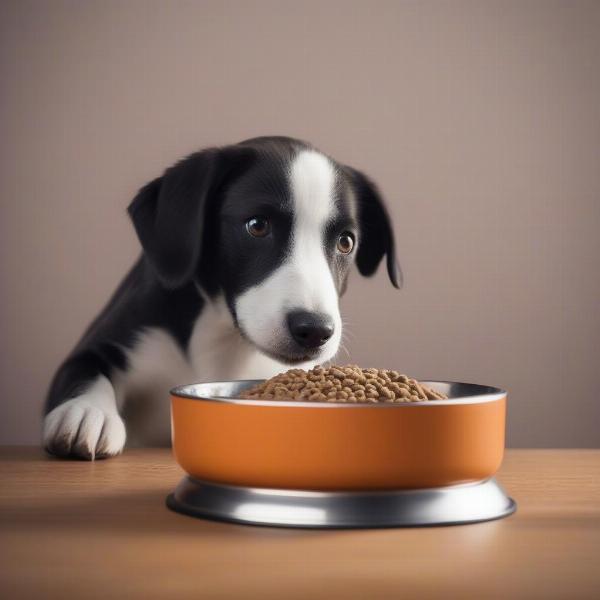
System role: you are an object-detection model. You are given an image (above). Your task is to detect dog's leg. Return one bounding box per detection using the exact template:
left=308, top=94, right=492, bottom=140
left=43, top=363, right=126, bottom=460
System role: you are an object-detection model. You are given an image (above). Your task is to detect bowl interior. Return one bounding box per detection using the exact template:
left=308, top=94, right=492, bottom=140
left=171, top=380, right=505, bottom=406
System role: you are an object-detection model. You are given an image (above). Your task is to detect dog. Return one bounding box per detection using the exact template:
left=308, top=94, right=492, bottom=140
left=43, top=136, right=401, bottom=459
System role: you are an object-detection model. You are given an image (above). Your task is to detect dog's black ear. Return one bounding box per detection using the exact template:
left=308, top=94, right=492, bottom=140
left=345, top=166, right=402, bottom=289
left=128, top=147, right=253, bottom=288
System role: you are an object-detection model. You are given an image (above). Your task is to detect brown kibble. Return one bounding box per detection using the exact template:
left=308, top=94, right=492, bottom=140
left=239, top=365, right=448, bottom=404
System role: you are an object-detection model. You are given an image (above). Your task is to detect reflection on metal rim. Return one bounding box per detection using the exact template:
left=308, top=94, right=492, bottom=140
left=166, top=476, right=516, bottom=528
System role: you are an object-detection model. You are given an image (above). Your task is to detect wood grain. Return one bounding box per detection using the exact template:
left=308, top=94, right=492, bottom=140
left=1, top=448, right=599, bottom=599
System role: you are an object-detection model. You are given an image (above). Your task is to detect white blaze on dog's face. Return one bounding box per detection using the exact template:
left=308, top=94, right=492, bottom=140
left=233, top=150, right=347, bottom=363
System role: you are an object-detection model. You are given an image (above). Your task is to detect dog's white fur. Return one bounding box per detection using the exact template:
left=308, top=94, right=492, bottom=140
left=43, top=149, right=340, bottom=457
left=42, top=374, right=126, bottom=458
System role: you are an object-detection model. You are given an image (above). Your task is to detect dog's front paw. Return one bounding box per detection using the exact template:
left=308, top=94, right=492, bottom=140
left=43, top=398, right=126, bottom=460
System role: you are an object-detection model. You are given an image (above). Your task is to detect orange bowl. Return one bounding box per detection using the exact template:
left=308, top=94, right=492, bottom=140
left=170, top=380, right=506, bottom=491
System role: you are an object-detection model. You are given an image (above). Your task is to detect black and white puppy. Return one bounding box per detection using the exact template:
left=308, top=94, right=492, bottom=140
left=43, top=136, right=400, bottom=459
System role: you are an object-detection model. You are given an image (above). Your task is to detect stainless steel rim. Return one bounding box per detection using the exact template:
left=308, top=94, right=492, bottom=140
left=166, top=477, right=517, bottom=528
left=170, top=380, right=507, bottom=408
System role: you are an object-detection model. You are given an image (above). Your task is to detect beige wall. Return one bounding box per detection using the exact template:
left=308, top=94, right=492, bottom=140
left=1, top=0, right=599, bottom=447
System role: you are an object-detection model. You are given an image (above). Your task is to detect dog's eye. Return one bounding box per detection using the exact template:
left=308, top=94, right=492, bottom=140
left=337, top=232, right=354, bottom=254
left=246, top=216, right=271, bottom=238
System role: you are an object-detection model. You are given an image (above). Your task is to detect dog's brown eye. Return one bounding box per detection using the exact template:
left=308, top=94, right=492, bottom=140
left=337, top=232, right=354, bottom=254
left=246, top=216, right=270, bottom=238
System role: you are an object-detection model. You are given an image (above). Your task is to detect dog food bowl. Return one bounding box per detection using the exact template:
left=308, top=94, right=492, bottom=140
left=166, top=380, right=516, bottom=528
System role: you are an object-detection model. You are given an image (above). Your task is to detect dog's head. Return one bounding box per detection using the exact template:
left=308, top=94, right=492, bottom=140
left=128, top=137, right=401, bottom=364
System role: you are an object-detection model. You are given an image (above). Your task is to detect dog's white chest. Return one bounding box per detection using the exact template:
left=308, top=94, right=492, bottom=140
left=114, top=297, right=294, bottom=445
left=187, top=297, right=287, bottom=382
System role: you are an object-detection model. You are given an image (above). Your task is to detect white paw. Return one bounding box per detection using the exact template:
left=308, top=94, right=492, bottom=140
left=43, top=397, right=126, bottom=460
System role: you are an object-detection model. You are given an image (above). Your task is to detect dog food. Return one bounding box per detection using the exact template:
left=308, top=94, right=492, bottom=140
left=239, top=365, right=448, bottom=403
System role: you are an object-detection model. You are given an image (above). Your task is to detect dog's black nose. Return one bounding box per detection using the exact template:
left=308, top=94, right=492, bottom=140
left=287, top=311, right=334, bottom=349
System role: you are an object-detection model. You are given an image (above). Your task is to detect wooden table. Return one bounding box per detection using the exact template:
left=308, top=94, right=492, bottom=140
left=1, top=448, right=599, bottom=599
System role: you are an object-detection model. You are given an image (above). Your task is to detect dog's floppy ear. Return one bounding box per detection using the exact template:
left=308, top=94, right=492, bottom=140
left=128, top=147, right=253, bottom=288
left=345, top=166, right=402, bottom=289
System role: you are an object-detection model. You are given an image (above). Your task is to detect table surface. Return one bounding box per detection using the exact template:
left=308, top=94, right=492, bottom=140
left=1, top=448, right=599, bottom=599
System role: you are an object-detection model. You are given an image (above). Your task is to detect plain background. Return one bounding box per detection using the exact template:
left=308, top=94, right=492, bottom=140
left=1, top=0, right=599, bottom=447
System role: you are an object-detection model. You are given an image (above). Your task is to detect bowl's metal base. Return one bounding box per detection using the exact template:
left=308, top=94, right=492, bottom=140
left=166, top=476, right=516, bottom=529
